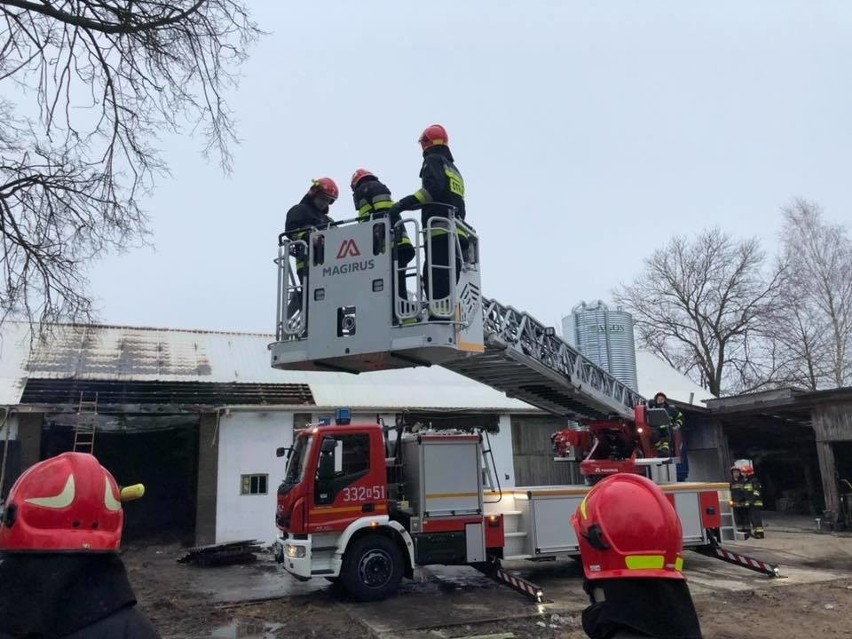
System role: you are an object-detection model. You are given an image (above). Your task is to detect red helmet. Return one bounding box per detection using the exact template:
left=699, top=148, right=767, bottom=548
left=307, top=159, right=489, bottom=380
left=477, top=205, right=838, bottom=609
left=571, top=473, right=685, bottom=581
left=308, top=177, right=339, bottom=202
left=0, top=452, right=142, bottom=552
left=350, top=169, right=375, bottom=191
left=418, top=124, right=449, bottom=151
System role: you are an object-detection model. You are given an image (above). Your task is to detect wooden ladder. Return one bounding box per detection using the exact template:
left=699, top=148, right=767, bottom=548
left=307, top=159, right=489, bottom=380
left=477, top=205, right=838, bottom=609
left=73, top=392, right=98, bottom=454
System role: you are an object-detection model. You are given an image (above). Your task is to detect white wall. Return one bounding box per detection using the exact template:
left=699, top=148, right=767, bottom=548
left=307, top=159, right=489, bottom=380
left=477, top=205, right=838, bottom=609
left=0, top=413, right=18, bottom=440
left=216, top=410, right=294, bottom=544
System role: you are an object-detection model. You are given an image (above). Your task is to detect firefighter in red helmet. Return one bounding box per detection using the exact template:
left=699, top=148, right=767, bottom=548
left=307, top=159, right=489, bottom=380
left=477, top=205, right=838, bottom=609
left=284, top=177, right=338, bottom=321
left=350, top=169, right=415, bottom=305
left=0, top=452, right=158, bottom=638
left=388, top=125, right=467, bottom=315
left=572, top=474, right=702, bottom=639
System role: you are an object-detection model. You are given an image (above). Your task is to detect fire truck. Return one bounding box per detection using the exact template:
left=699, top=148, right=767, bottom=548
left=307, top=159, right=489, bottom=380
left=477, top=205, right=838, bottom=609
left=268, top=214, right=777, bottom=601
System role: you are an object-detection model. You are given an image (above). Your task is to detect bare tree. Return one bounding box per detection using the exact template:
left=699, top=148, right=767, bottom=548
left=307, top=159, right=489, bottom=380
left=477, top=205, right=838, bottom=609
left=1, top=1, right=259, bottom=325
left=614, top=228, right=784, bottom=396
left=771, top=199, right=852, bottom=388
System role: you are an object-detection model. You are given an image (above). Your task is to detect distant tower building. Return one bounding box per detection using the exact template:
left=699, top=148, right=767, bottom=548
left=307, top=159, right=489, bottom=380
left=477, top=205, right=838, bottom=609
left=562, top=300, right=638, bottom=392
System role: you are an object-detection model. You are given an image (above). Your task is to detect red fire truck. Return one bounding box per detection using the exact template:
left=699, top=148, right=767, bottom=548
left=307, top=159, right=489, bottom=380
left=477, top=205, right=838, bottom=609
left=269, top=215, right=777, bottom=601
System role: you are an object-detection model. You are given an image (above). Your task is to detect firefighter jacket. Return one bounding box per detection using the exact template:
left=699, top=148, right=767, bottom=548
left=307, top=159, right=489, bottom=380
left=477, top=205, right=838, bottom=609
left=649, top=401, right=684, bottom=438
left=393, top=146, right=467, bottom=240
left=353, top=177, right=414, bottom=264
left=285, top=195, right=334, bottom=270
left=742, top=476, right=764, bottom=508
left=729, top=477, right=748, bottom=507
left=659, top=402, right=685, bottom=429
left=0, top=553, right=161, bottom=638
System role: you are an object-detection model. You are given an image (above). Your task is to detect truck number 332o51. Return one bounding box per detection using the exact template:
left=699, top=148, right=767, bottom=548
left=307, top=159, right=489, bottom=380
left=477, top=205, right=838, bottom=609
left=341, top=485, right=386, bottom=502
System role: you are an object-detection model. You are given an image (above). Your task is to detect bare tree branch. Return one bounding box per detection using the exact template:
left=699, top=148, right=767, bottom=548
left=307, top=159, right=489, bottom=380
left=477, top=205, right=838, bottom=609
left=767, top=198, right=852, bottom=389
left=0, top=1, right=260, bottom=328
left=614, top=227, right=784, bottom=396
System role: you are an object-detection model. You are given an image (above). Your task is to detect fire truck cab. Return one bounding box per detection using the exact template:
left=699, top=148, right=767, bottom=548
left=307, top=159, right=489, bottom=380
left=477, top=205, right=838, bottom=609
left=273, top=409, right=501, bottom=601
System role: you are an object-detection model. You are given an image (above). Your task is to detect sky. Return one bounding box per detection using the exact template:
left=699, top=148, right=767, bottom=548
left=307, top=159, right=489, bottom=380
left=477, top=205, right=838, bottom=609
left=85, top=1, right=852, bottom=334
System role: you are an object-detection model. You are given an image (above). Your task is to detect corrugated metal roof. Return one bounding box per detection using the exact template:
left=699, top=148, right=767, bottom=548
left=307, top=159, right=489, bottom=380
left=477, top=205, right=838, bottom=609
left=0, top=322, right=709, bottom=411
left=0, top=322, right=537, bottom=411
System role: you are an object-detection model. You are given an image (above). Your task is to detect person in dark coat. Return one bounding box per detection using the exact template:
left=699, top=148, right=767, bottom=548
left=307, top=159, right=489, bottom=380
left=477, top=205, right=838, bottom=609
left=741, top=464, right=765, bottom=539
left=284, top=177, right=338, bottom=319
left=729, top=465, right=749, bottom=535
left=0, top=452, right=158, bottom=638
left=388, top=124, right=468, bottom=314
left=350, top=169, right=415, bottom=304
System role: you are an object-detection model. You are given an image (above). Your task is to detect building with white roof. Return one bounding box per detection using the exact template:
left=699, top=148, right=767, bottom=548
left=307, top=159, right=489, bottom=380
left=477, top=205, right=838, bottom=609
left=0, top=321, right=715, bottom=545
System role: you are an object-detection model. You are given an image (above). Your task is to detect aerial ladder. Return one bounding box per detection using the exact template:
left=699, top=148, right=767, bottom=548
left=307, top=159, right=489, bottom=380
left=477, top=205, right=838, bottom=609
left=273, top=213, right=667, bottom=482
left=269, top=215, right=778, bottom=602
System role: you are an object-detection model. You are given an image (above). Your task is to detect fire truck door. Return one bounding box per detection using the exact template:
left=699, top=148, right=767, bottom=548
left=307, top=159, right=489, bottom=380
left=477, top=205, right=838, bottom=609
left=311, top=433, right=386, bottom=531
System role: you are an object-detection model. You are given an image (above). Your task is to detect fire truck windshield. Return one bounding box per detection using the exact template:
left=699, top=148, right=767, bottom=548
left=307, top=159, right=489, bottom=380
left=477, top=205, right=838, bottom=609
left=283, top=434, right=313, bottom=485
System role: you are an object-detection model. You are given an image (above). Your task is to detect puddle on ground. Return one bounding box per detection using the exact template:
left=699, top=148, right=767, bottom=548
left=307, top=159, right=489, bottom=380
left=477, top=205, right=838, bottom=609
left=210, top=619, right=284, bottom=639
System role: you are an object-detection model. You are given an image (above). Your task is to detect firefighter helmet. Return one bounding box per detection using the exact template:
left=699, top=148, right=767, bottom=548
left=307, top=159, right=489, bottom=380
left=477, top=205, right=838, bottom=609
left=350, top=169, right=375, bottom=191
left=571, top=473, right=685, bottom=581
left=0, top=452, right=141, bottom=553
left=418, top=124, right=449, bottom=150
left=308, top=177, right=339, bottom=202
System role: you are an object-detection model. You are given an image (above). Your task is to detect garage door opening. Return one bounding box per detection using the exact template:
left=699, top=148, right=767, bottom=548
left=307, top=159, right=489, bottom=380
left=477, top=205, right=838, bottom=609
left=724, top=421, right=821, bottom=515
left=42, top=420, right=199, bottom=544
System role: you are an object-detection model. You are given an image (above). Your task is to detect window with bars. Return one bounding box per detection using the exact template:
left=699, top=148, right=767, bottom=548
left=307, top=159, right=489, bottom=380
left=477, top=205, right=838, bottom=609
left=240, top=474, right=268, bottom=495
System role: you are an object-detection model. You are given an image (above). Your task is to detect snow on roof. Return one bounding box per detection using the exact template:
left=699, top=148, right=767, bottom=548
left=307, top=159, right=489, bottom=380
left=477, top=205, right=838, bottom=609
left=0, top=322, right=710, bottom=410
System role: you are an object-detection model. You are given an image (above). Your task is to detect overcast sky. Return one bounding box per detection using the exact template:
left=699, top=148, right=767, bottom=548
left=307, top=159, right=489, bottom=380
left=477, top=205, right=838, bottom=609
left=86, top=1, right=852, bottom=335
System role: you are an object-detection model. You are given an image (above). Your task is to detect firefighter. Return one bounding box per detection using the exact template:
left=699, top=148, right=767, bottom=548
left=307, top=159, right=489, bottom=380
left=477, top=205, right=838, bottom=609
left=648, top=391, right=684, bottom=457
left=350, top=169, right=415, bottom=303
left=0, top=452, right=159, bottom=638
left=284, top=177, right=338, bottom=318
left=571, top=473, right=703, bottom=639
left=740, top=464, right=765, bottom=539
left=729, top=465, right=750, bottom=537
left=387, top=124, right=467, bottom=313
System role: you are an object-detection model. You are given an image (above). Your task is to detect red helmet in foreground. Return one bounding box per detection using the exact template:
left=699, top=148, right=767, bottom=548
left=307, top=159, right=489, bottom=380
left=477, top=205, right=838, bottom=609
left=308, top=177, right=339, bottom=202
left=350, top=169, right=375, bottom=191
left=418, top=124, right=449, bottom=151
left=0, top=452, right=143, bottom=553
left=571, top=473, right=685, bottom=581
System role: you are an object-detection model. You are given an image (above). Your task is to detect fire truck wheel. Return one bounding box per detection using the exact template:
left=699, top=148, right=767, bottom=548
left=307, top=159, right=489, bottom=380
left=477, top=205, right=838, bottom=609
left=340, top=535, right=404, bottom=601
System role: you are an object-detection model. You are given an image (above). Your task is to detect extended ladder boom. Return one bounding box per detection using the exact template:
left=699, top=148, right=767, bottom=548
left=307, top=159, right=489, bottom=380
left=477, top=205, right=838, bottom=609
left=444, top=298, right=639, bottom=420
left=270, top=217, right=642, bottom=422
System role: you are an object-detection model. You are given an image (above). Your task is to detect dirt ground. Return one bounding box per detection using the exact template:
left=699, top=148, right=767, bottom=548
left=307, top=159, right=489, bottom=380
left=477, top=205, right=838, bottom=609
left=126, top=523, right=852, bottom=639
